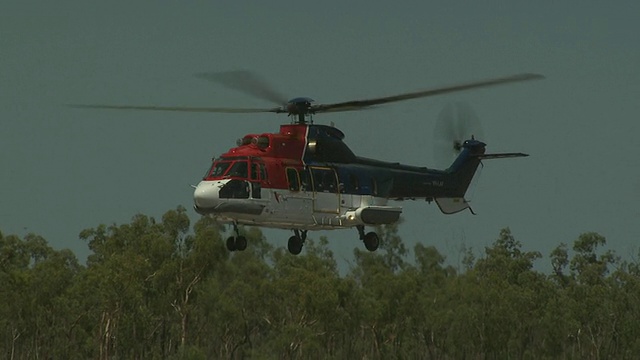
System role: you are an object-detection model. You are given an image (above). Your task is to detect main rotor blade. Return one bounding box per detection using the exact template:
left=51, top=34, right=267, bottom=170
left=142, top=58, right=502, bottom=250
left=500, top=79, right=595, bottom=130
left=195, top=70, right=289, bottom=106
left=68, top=104, right=281, bottom=113
left=312, top=73, right=544, bottom=113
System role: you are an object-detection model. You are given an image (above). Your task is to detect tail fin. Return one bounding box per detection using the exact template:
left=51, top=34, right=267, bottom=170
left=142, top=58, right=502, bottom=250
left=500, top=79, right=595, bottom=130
left=435, top=139, right=527, bottom=214
left=445, top=139, right=486, bottom=197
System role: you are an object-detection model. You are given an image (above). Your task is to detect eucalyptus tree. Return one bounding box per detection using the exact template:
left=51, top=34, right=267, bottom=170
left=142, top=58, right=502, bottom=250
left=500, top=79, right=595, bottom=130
left=0, top=232, right=82, bottom=359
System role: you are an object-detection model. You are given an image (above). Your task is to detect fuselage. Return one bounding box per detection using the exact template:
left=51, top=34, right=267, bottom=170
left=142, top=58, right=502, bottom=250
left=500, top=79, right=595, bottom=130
left=193, top=123, right=484, bottom=230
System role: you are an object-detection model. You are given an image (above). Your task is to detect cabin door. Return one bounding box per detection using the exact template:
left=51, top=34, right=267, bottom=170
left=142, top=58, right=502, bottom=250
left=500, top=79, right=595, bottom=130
left=309, top=167, right=340, bottom=213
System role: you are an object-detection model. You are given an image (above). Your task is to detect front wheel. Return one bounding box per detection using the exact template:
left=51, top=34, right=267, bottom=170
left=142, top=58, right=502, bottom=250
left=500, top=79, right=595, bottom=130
left=363, top=232, right=380, bottom=252
left=226, top=236, right=237, bottom=252
left=235, top=236, right=247, bottom=251
left=287, top=236, right=303, bottom=255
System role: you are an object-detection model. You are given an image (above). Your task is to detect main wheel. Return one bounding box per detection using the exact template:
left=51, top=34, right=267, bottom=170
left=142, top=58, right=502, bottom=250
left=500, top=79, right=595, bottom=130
left=226, top=236, right=237, bottom=252
left=287, top=236, right=303, bottom=255
left=363, top=232, right=380, bottom=252
left=235, top=236, right=247, bottom=251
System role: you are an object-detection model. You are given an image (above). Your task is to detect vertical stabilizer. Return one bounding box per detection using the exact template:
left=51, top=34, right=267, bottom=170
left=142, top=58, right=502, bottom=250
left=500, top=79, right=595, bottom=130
left=434, top=139, right=486, bottom=214
left=446, top=139, right=485, bottom=197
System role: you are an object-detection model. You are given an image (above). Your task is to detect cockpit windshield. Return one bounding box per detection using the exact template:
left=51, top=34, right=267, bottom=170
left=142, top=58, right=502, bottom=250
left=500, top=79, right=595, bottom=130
left=227, top=161, right=248, bottom=178
left=209, top=162, right=231, bottom=177
left=205, top=159, right=249, bottom=180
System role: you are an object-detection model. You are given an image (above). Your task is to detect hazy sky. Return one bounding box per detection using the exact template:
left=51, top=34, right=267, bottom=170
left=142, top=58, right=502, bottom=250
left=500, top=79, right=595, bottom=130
left=2, top=1, right=639, bottom=270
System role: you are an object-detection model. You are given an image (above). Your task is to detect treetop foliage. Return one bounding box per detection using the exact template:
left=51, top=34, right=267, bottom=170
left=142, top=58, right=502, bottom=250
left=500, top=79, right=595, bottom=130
left=2, top=208, right=639, bottom=359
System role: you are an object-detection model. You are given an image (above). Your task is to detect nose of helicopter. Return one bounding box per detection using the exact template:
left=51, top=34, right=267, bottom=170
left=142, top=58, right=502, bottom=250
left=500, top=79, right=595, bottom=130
left=193, top=181, right=220, bottom=209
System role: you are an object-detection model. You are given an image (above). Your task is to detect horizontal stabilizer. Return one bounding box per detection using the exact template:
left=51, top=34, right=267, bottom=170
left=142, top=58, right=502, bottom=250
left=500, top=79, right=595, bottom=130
left=477, top=152, right=529, bottom=160
left=435, top=197, right=475, bottom=215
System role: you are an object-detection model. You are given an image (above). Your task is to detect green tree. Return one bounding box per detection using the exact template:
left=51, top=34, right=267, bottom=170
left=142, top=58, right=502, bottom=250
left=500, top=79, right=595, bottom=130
left=256, top=237, right=344, bottom=358
left=5, top=210, right=640, bottom=358
left=77, top=206, right=227, bottom=358
left=0, top=232, right=83, bottom=359
left=564, top=233, right=623, bottom=358
left=191, top=226, right=272, bottom=358
left=461, top=228, right=550, bottom=358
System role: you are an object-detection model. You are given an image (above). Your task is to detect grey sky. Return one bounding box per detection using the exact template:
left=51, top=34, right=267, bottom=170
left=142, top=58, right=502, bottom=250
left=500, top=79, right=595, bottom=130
left=2, top=1, right=639, bottom=269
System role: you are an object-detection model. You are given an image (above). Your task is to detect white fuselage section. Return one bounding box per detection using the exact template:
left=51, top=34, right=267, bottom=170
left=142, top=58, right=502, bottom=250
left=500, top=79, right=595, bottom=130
left=193, top=179, right=400, bottom=230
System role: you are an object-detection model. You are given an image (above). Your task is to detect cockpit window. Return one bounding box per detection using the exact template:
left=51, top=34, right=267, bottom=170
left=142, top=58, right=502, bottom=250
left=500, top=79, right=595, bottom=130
left=206, top=159, right=251, bottom=179
left=227, top=161, right=248, bottom=178
left=260, top=163, right=267, bottom=181
left=209, top=162, right=231, bottom=177
left=251, top=163, right=259, bottom=180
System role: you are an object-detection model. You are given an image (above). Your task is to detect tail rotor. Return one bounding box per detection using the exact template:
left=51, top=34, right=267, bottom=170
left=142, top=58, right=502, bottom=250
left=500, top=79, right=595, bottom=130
left=433, top=102, right=485, bottom=168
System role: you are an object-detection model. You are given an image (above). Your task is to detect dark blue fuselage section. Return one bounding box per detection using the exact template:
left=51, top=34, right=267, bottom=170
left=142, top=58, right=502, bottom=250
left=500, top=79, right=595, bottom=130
left=301, top=125, right=484, bottom=200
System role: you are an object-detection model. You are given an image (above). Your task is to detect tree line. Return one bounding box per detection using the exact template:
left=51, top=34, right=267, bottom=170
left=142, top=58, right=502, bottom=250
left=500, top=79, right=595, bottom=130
left=1, top=206, right=639, bottom=359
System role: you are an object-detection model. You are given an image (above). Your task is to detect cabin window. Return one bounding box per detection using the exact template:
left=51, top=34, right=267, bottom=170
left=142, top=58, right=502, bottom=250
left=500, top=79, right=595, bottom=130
left=300, top=169, right=311, bottom=191
left=349, top=174, right=359, bottom=192
left=371, top=177, right=378, bottom=196
left=286, top=168, right=300, bottom=191
left=311, top=168, right=338, bottom=193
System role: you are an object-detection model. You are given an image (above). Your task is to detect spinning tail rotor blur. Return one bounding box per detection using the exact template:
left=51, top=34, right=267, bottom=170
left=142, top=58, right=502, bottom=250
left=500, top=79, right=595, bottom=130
left=433, top=102, right=485, bottom=168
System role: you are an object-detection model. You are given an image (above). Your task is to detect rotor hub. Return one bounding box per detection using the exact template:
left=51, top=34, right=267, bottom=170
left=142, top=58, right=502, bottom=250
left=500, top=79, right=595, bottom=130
left=286, top=97, right=315, bottom=124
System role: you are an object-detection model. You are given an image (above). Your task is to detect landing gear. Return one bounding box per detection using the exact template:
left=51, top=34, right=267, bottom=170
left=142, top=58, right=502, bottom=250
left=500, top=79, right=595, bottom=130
left=226, top=235, right=247, bottom=251
left=287, top=229, right=307, bottom=255
left=363, top=232, right=380, bottom=252
left=226, top=236, right=237, bottom=251
left=226, top=223, right=247, bottom=252
left=287, top=236, right=303, bottom=255
left=357, top=225, right=380, bottom=252
left=235, top=236, right=247, bottom=251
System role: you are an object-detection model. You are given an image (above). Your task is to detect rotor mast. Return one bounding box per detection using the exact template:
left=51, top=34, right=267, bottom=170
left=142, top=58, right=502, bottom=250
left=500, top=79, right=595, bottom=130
left=286, top=97, right=314, bottom=124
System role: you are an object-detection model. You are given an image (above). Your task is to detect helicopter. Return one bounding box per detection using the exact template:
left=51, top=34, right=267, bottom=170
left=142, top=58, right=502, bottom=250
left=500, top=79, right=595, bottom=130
left=71, top=71, right=543, bottom=254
